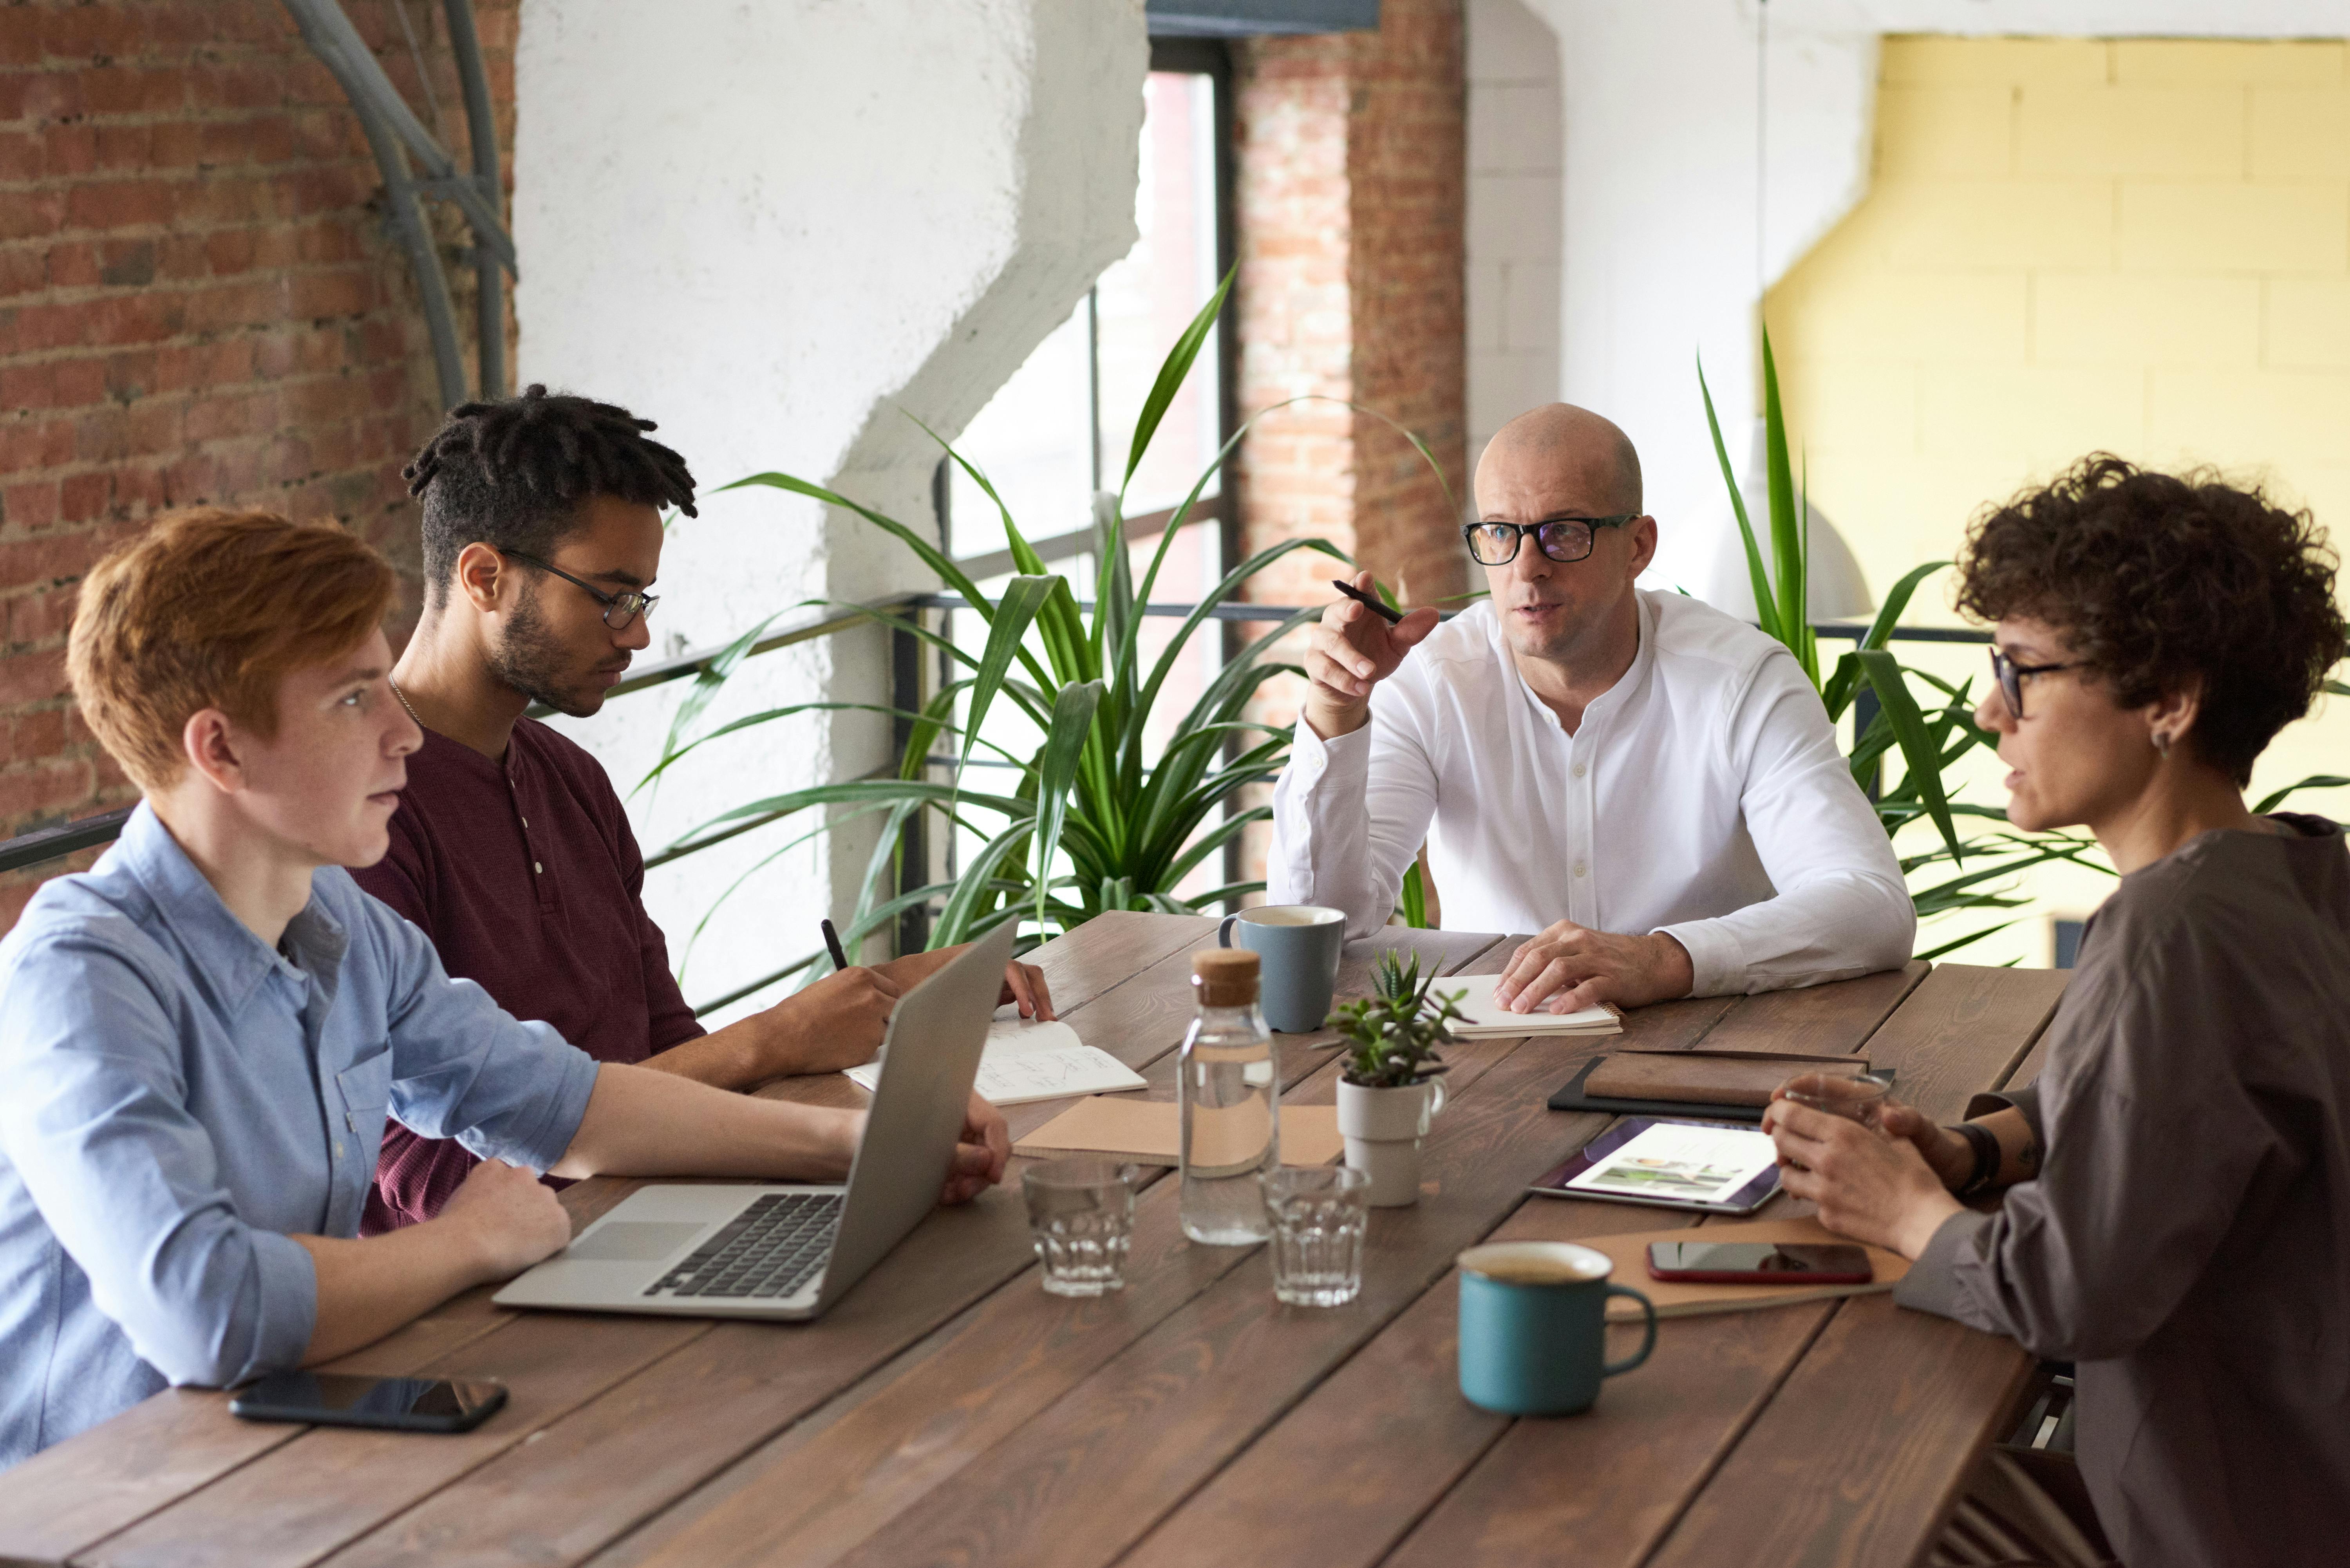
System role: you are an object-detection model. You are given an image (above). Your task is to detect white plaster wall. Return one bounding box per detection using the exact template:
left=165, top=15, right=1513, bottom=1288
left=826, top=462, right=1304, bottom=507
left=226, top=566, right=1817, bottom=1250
left=1465, top=0, right=1562, bottom=481
left=1502, top=0, right=2350, bottom=599
left=514, top=0, right=1146, bottom=1020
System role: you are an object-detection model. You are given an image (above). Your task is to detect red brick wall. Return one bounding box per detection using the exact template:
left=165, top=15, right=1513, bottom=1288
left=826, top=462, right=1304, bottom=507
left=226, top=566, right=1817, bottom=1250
left=1233, top=0, right=1468, bottom=622
left=1230, top=0, right=1467, bottom=898
left=0, top=0, right=514, bottom=930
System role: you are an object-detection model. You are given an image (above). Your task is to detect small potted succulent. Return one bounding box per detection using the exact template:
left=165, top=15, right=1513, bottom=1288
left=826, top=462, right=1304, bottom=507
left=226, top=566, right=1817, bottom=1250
left=1327, top=952, right=1466, bottom=1207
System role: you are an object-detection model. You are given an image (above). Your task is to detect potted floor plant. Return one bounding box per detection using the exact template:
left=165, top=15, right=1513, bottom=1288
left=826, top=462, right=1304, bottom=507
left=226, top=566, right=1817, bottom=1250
left=1328, top=953, right=1466, bottom=1207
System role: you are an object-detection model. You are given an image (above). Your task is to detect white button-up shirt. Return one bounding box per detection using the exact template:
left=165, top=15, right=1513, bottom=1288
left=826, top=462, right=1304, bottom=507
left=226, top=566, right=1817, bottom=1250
left=1268, top=590, right=1914, bottom=995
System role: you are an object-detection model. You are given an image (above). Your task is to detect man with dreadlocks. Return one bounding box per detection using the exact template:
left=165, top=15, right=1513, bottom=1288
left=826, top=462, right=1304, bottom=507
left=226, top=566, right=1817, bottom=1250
left=359, top=386, right=1049, bottom=1232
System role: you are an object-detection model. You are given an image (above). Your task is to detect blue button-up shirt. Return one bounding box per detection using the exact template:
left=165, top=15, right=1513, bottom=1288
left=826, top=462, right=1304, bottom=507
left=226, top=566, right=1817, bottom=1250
left=0, top=804, right=600, bottom=1465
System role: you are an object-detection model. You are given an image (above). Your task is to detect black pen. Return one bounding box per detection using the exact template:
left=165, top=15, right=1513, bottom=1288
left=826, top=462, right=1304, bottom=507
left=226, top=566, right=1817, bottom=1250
left=1329, top=578, right=1405, bottom=624
left=821, top=918, right=850, bottom=972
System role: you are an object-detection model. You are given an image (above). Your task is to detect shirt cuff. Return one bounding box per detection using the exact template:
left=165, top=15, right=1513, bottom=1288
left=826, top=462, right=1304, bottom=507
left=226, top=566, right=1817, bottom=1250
left=1652, top=919, right=1737, bottom=997
left=239, top=1228, right=319, bottom=1386
left=501, top=1047, right=602, bottom=1174
left=1892, top=1207, right=1995, bottom=1321
left=1285, top=713, right=1369, bottom=788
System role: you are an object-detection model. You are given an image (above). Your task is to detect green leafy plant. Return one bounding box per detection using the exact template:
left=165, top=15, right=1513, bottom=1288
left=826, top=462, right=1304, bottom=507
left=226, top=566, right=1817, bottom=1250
left=1325, top=952, right=1465, bottom=1089
left=1700, top=331, right=2109, bottom=959
left=1700, top=331, right=2350, bottom=959
left=640, top=270, right=1455, bottom=985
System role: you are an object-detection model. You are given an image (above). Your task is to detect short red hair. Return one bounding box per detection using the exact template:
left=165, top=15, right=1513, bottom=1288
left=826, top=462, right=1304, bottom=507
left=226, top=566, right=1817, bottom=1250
left=67, top=508, right=398, bottom=793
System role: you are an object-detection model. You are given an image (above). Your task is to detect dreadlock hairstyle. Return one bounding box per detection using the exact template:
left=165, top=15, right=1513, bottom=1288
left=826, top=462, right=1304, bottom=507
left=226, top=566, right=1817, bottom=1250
left=403, top=384, right=699, bottom=604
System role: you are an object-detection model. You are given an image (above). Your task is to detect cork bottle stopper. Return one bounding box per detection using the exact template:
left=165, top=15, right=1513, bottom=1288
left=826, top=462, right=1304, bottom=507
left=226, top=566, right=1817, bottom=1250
left=1192, top=948, right=1259, bottom=1006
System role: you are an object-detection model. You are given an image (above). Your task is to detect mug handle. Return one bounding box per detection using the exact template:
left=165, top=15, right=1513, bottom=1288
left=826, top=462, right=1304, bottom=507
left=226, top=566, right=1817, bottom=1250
left=1602, top=1285, right=1658, bottom=1377
left=1416, top=1075, right=1447, bottom=1136
left=1218, top=916, right=1238, bottom=948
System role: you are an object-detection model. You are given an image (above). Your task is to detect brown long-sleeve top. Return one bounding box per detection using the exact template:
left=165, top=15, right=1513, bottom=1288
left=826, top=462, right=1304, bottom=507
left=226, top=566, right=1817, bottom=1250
left=1896, top=814, right=2350, bottom=1568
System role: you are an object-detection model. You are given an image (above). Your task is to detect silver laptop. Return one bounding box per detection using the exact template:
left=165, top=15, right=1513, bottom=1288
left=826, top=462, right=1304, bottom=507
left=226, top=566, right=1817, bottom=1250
left=493, top=920, right=1013, bottom=1321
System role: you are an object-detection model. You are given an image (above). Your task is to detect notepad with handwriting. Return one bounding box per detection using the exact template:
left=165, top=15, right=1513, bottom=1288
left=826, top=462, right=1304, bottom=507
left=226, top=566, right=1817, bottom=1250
left=843, top=1019, right=1147, bottom=1107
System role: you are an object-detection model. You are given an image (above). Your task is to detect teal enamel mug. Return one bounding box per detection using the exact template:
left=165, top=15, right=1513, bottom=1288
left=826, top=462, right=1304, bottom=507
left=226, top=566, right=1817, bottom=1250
left=1456, top=1241, right=1658, bottom=1416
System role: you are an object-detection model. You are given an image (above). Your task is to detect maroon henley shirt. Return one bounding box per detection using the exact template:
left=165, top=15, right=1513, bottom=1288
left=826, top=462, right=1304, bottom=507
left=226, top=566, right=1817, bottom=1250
left=354, top=716, right=704, bottom=1232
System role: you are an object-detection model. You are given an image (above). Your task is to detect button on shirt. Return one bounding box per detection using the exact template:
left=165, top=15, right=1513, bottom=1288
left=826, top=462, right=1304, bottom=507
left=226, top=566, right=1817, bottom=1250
left=0, top=805, right=601, bottom=1465
left=1269, top=591, right=1913, bottom=994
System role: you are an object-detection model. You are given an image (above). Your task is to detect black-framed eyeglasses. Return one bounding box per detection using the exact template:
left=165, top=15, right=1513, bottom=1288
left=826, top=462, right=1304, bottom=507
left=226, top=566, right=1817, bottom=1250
left=1461, top=515, right=1637, bottom=566
left=1990, top=646, right=2086, bottom=721
left=501, top=550, right=658, bottom=630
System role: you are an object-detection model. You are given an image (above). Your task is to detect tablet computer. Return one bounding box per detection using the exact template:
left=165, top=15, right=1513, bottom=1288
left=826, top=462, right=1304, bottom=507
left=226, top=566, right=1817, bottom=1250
left=1527, top=1116, right=1783, bottom=1215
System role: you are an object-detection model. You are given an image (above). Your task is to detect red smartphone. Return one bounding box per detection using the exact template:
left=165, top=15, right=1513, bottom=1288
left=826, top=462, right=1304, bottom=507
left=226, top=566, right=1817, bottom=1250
left=1646, top=1241, right=1873, bottom=1285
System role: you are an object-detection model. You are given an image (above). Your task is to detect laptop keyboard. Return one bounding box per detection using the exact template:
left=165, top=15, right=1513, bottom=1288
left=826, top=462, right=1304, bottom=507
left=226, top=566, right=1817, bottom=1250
left=644, top=1192, right=842, bottom=1301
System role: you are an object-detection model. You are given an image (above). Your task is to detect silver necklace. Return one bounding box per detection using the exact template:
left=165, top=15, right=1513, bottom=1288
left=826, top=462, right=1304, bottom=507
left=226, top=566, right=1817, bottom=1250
left=388, top=678, right=424, bottom=728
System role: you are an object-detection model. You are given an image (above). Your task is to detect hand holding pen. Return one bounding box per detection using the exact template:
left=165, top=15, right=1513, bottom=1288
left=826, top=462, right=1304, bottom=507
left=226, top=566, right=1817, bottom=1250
left=1301, top=570, right=1441, bottom=738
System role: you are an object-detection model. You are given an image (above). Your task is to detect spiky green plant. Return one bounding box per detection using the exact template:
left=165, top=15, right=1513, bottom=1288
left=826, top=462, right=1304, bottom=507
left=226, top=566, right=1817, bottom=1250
left=638, top=270, right=1455, bottom=987
left=1326, top=952, right=1464, bottom=1089
left=1699, top=329, right=2348, bottom=958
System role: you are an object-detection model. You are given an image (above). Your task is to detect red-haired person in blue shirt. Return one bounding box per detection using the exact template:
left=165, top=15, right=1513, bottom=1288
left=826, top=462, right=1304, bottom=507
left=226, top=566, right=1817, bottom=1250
left=0, top=508, right=1007, bottom=1464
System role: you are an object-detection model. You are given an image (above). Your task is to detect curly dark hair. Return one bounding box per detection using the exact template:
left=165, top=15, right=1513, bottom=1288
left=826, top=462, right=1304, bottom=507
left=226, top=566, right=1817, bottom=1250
left=404, top=384, right=698, bottom=604
left=1955, top=454, right=2346, bottom=785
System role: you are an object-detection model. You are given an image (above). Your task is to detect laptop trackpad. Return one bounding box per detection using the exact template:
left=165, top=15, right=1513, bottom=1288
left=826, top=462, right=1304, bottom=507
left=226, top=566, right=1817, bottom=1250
left=565, top=1222, right=705, bottom=1263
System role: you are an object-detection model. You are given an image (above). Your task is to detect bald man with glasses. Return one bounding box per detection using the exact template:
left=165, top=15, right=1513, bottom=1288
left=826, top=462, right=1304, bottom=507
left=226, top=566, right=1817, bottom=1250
left=1267, top=403, right=1913, bottom=1013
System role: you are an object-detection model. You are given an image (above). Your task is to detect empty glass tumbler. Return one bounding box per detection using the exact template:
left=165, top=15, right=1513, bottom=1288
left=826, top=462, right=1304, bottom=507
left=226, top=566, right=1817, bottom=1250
left=1261, top=1165, right=1370, bottom=1307
left=1023, top=1158, right=1140, bottom=1297
left=1775, top=1071, right=1893, bottom=1129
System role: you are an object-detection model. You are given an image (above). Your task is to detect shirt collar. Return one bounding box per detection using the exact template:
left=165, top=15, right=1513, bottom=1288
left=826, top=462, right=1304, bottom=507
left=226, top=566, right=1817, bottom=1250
left=114, top=802, right=350, bottom=1015
left=1493, top=590, right=1657, bottom=732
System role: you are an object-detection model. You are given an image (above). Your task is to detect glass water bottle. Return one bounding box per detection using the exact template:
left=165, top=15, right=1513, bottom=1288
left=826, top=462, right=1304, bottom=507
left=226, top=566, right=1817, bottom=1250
left=1179, top=948, right=1281, bottom=1245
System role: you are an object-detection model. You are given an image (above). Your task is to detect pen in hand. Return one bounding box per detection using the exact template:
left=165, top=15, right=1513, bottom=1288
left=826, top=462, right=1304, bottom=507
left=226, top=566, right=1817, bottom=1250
left=821, top=918, right=850, bottom=973
left=1329, top=578, right=1405, bottom=625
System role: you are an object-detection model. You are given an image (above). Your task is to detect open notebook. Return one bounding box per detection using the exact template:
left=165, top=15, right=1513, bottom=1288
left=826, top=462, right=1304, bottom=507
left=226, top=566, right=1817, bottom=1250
left=846, top=1018, right=1146, bottom=1106
left=1444, top=979, right=1622, bottom=1038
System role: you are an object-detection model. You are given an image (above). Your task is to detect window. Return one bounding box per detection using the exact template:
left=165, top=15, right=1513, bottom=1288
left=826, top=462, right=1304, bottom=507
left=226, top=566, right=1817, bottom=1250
left=931, top=47, right=1240, bottom=911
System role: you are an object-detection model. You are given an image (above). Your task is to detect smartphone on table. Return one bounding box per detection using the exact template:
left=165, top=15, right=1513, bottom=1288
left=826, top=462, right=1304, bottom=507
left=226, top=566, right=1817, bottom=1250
left=1645, top=1241, right=1873, bottom=1285
left=229, top=1371, right=508, bottom=1433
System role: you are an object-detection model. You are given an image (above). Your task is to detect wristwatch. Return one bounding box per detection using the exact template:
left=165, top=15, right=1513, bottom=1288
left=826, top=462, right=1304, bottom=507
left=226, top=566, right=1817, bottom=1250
left=1949, top=1120, right=2001, bottom=1199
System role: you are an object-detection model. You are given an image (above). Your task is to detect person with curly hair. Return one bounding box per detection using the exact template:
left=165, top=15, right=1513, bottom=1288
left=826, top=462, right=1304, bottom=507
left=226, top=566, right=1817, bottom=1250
left=1763, top=456, right=2350, bottom=1568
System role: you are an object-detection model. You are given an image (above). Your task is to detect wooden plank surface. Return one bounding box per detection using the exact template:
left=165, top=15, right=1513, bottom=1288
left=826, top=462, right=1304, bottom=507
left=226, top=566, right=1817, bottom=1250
left=0, top=924, right=2068, bottom=1568
left=3, top=914, right=1217, bottom=1568
left=1858, top=964, right=2068, bottom=1122
left=1106, top=972, right=1909, bottom=1568
left=780, top=980, right=1801, bottom=1568
left=352, top=931, right=1504, bottom=1568
left=1688, top=961, right=1928, bottom=1057
left=1643, top=1293, right=2037, bottom=1568
left=582, top=936, right=1523, bottom=1568
left=199, top=927, right=1499, bottom=1568
left=86, top=1316, right=711, bottom=1568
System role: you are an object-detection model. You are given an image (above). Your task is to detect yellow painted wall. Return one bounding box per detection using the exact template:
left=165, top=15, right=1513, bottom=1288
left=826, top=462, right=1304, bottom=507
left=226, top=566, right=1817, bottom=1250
left=1767, top=35, right=2350, bottom=965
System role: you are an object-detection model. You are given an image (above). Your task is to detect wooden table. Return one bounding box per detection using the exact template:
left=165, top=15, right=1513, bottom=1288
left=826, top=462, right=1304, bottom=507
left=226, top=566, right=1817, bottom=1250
left=0, top=913, right=2070, bottom=1568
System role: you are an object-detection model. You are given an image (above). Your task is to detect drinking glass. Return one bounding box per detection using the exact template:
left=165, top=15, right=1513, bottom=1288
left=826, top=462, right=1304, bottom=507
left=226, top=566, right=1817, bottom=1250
left=1261, top=1165, right=1370, bottom=1307
left=1023, top=1158, right=1139, bottom=1297
left=1774, top=1071, right=1893, bottom=1129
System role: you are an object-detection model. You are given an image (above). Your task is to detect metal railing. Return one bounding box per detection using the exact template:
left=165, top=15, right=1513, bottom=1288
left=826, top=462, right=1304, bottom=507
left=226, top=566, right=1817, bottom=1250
left=0, top=596, right=1991, bottom=1008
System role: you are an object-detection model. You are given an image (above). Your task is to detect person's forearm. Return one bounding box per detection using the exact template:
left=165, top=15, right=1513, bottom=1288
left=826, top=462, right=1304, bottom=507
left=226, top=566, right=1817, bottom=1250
left=1974, top=1106, right=2040, bottom=1187
left=637, top=1018, right=780, bottom=1092
left=549, top=1062, right=860, bottom=1181
left=875, top=947, right=955, bottom=992
left=294, top=1223, right=499, bottom=1365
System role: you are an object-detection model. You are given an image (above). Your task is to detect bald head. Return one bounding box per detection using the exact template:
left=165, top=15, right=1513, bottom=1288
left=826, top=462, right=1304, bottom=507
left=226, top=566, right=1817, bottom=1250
left=1476, top=404, right=1643, bottom=517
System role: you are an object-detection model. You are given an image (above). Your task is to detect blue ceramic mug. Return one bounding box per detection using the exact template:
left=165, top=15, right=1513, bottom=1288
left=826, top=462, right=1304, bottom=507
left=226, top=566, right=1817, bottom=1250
left=1456, top=1240, right=1658, bottom=1416
left=1217, top=905, right=1345, bottom=1032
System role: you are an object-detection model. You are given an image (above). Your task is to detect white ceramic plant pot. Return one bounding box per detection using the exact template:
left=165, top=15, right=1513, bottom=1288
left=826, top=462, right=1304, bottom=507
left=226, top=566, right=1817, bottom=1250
left=1335, top=1077, right=1447, bottom=1207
